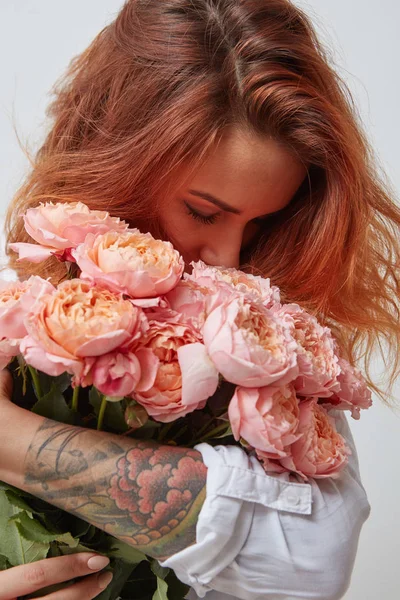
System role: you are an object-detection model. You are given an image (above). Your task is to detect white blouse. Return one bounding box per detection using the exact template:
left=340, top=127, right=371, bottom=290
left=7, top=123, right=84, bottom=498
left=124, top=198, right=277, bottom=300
left=159, top=409, right=371, bottom=600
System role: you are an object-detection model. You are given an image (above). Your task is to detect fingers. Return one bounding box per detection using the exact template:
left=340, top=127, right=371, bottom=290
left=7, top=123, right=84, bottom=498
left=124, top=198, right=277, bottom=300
left=0, top=368, right=13, bottom=399
left=39, top=571, right=114, bottom=600
left=0, top=553, right=111, bottom=600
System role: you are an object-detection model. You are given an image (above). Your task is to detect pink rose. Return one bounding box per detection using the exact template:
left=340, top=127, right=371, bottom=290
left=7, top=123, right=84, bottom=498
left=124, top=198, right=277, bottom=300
left=80, top=348, right=158, bottom=399
left=257, top=398, right=351, bottom=481
left=203, top=292, right=299, bottom=388
left=20, top=279, right=146, bottom=378
left=165, top=279, right=212, bottom=330
left=133, top=312, right=219, bottom=422
left=228, top=385, right=302, bottom=458
left=188, top=260, right=280, bottom=308
left=9, top=201, right=128, bottom=263
left=0, top=338, right=20, bottom=369
left=319, top=357, right=373, bottom=419
left=0, top=276, right=54, bottom=339
left=275, top=304, right=341, bottom=398
left=73, top=229, right=184, bottom=299
left=0, top=277, right=55, bottom=366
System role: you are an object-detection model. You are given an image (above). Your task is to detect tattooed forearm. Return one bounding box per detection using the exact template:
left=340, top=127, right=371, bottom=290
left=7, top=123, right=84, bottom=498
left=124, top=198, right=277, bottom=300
left=23, top=419, right=207, bottom=560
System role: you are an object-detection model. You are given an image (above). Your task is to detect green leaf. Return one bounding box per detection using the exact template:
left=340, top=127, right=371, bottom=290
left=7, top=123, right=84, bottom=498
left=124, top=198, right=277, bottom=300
left=65, top=516, right=93, bottom=539
left=212, top=424, right=233, bottom=439
left=150, top=558, right=170, bottom=580
left=152, top=576, right=169, bottom=600
left=165, top=570, right=191, bottom=600
left=109, top=538, right=148, bottom=565
left=0, top=490, right=50, bottom=566
left=32, top=386, right=76, bottom=424
left=38, top=370, right=71, bottom=396
left=5, top=490, right=38, bottom=514
left=89, top=387, right=129, bottom=432
left=122, top=560, right=157, bottom=598
left=0, top=553, right=12, bottom=570
left=57, top=542, right=100, bottom=556
left=95, top=559, right=137, bottom=600
left=10, top=511, right=79, bottom=548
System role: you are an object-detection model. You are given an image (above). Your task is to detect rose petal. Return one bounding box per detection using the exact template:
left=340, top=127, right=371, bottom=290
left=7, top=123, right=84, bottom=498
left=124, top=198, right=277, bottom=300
left=178, top=342, right=219, bottom=406
left=8, top=243, right=55, bottom=263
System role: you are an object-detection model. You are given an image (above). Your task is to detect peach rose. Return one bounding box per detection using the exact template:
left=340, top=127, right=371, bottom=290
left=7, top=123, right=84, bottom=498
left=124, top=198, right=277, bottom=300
left=9, top=201, right=128, bottom=263
left=275, top=304, right=341, bottom=398
left=20, top=279, right=146, bottom=378
left=203, top=292, right=299, bottom=388
left=257, top=398, right=351, bottom=481
left=73, top=229, right=184, bottom=299
left=228, top=385, right=302, bottom=458
left=0, top=276, right=54, bottom=339
left=319, top=357, right=373, bottom=419
left=188, top=260, right=281, bottom=308
left=133, top=312, right=219, bottom=422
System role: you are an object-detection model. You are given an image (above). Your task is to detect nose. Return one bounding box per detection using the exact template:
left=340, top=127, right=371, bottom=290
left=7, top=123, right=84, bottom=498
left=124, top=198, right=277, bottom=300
left=199, top=234, right=242, bottom=269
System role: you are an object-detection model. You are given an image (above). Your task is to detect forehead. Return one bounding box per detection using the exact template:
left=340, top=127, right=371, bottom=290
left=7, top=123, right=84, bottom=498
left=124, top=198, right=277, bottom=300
left=181, top=127, right=308, bottom=215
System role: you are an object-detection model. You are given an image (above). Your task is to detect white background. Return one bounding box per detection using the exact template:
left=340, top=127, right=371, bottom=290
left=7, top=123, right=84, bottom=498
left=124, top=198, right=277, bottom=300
left=0, top=2, right=399, bottom=599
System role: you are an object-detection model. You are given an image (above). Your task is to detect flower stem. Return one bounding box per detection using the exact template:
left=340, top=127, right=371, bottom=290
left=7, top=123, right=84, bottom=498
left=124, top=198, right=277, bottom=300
left=191, top=419, right=213, bottom=442
left=157, top=421, right=175, bottom=443
left=28, top=366, right=42, bottom=400
left=71, top=386, right=80, bottom=412
left=97, top=396, right=107, bottom=431
left=171, top=424, right=188, bottom=442
left=192, top=422, right=230, bottom=445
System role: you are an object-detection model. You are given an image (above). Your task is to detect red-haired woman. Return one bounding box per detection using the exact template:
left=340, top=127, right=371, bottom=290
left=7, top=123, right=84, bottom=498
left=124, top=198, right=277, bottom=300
left=1, top=1, right=399, bottom=598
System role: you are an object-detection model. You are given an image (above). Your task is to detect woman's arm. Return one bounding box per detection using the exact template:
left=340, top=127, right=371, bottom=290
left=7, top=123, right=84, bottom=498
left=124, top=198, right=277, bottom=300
left=0, top=371, right=207, bottom=563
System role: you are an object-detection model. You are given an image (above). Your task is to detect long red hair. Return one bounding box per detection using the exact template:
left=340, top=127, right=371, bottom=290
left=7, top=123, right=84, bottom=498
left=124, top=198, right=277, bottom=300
left=4, top=0, right=400, bottom=404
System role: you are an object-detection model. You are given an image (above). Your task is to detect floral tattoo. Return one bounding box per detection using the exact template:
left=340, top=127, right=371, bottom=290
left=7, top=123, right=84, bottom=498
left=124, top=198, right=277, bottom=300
left=23, top=419, right=207, bottom=560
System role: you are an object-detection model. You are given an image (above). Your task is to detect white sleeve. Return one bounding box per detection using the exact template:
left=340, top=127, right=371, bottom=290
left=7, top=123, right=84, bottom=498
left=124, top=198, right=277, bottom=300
left=159, top=409, right=371, bottom=600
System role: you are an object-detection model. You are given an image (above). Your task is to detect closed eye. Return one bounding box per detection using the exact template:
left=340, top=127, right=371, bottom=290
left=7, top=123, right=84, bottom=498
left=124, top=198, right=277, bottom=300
left=184, top=202, right=220, bottom=225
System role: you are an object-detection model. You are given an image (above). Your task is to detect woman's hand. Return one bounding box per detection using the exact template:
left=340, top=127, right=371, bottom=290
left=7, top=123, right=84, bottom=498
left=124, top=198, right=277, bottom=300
left=0, top=552, right=113, bottom=600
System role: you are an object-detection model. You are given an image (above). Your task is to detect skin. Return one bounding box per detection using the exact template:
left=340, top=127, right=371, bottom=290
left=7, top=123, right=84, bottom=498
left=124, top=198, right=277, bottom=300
left=0, top=127, right=307, bottom=593
left=159, top=127, right=308, bottom=268
left=0, top=553, right=113, bottom=600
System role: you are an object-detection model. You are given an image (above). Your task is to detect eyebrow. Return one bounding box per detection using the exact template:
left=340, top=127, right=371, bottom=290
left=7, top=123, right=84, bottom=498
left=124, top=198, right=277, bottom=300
left=187, top=188, right=288, bottom=220
left=188, top=189, right=242, bottom=214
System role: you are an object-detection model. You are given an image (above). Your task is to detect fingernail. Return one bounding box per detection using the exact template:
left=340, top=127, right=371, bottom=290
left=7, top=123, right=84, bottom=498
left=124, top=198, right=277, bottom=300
left=98, top=571, right=113, bottom=589
left=87, top=555, right=110, bottom=570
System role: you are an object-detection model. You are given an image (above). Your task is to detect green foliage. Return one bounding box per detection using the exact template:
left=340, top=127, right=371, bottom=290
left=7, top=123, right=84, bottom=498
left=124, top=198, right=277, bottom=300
left=3, top=363, right=205, bottom=598
left=0, top=554, right=12, bottom=570
left=153, top=575, right=169, bottom=600
left=151, top=558, right=170, bottom=580
left=31, top=385, right=77, bottom=424
left=89, top=387, right=130, bottom=432
left=0, top=490, right=49, bottom=567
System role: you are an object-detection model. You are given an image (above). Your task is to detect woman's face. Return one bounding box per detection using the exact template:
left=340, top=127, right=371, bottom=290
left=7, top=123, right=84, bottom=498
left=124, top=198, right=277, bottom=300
left=158, top=127, right=308, bottom=269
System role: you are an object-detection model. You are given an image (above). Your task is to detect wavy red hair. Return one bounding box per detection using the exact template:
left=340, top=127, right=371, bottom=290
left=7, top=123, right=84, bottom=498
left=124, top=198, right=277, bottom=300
left=4, top=0, right=400, bottom=405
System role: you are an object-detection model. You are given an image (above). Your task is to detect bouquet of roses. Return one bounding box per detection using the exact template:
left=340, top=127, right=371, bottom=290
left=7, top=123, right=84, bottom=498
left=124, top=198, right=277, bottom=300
left=0, top=201, right=372, bottom=599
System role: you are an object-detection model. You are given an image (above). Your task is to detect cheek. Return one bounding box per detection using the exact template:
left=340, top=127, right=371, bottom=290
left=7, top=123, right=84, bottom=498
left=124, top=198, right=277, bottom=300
left=158, top=211, right=201, bottom=261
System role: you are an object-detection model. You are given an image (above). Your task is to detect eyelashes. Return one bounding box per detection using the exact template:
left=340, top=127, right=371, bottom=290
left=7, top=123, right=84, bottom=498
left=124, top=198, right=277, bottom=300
left=184, top=200, right=283, bottom=227
left=184, top=202, right=219, bottom=225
